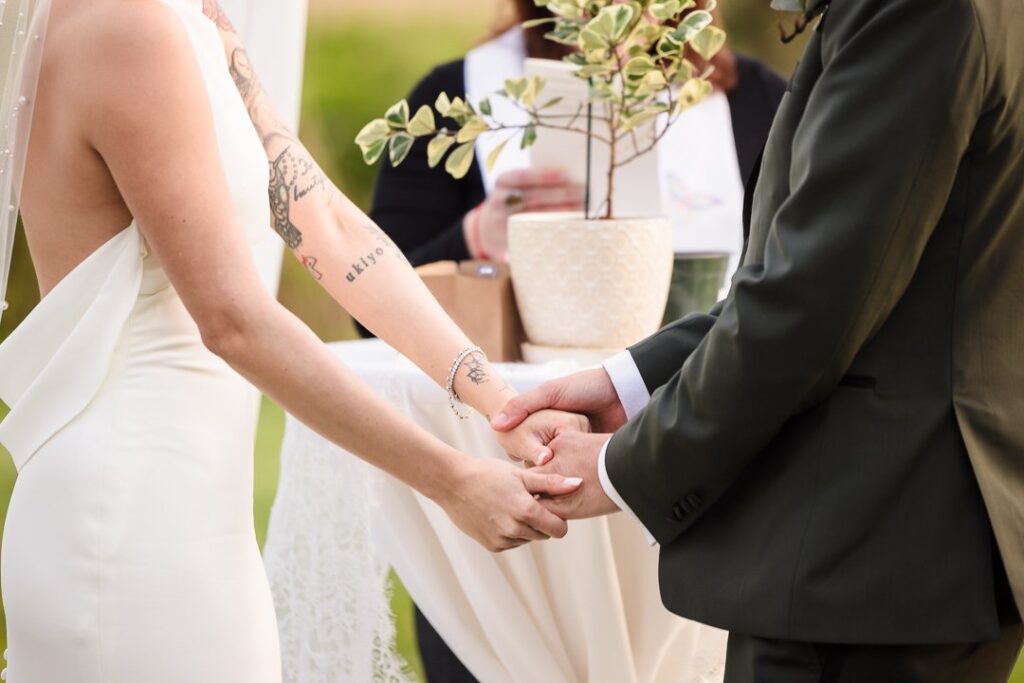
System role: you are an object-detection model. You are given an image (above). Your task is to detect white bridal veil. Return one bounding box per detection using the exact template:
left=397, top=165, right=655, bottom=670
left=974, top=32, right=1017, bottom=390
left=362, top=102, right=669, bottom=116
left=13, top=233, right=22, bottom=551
left=0, top=0, right=48, bottom=326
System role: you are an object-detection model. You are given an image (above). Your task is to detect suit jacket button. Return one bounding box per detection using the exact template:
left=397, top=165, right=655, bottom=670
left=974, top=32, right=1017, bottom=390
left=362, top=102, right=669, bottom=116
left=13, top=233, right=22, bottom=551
left=670, top=503, right=686, bottom=522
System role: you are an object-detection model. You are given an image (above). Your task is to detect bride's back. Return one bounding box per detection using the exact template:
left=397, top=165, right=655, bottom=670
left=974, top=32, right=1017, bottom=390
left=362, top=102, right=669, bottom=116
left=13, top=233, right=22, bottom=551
left=20, top=0, right=197, bottom=295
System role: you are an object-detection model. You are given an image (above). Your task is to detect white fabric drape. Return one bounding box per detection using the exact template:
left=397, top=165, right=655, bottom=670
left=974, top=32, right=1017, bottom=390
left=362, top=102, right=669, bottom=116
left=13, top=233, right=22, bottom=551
left=269, top=340, right=728, bottom=683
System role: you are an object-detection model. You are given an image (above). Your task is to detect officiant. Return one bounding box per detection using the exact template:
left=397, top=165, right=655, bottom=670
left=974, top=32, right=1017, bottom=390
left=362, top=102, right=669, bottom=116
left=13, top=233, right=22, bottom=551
left=364, top=2, right=787, bottom=680
left=370, top=0, right=785, bottom=271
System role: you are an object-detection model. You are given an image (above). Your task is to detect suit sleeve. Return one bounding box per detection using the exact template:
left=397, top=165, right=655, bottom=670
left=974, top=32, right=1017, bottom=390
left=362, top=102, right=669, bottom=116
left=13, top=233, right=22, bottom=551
left=627, top=301, right=725, bottom=392
left=606, top=0, right=987, bottom=545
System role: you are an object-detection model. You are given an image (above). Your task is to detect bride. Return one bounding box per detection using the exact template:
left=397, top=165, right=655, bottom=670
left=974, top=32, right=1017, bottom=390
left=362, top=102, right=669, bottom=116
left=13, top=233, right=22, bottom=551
left=0, top=0, right=586, bottom=680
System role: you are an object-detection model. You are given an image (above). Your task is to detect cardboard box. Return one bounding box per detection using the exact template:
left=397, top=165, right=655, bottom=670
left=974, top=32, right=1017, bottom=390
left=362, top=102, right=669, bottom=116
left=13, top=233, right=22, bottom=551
left=416, top=261, right=525, bottom=362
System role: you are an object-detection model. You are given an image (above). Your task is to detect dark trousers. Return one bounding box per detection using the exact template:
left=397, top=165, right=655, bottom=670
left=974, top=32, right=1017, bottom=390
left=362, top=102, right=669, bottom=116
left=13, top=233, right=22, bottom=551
left=725, top=580, right=1023, bottom=683
left=724, top=623, right=1023, bottom=683
left=725, top=547, right=1024, bottom=683
left=415, top=605, right=478, bottom=683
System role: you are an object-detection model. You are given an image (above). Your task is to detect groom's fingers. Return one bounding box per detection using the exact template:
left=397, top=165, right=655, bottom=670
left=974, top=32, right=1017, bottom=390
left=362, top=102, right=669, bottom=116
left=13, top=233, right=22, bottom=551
left=492, top=382, right=561, bottom=431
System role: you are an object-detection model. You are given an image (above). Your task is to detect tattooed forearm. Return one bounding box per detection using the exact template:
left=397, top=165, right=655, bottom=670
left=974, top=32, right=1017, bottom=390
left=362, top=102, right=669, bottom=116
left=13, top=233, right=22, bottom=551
left=268, top=148, right=304, bottom=248
left=228, top=47, right=256, bottom=101
left=462, top=351, right=490, bottom=386
left=338, top=222, right=408, bottom=283
left=265, top=144, right=335, bottom=249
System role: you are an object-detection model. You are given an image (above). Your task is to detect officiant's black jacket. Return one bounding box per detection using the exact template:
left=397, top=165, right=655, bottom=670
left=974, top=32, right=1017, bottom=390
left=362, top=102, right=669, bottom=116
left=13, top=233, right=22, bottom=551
left=606, top=0, right=1024, bottom=644
left=369, top=55, right=785, bottom=267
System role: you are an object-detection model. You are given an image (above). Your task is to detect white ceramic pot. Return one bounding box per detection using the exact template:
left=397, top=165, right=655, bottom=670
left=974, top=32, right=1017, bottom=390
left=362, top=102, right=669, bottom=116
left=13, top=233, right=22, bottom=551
left=507, top=213, right=674, bottom=350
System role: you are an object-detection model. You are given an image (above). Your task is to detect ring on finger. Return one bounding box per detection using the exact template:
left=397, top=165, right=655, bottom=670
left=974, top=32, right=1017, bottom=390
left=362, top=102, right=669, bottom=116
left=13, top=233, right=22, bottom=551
left=504, top=188, right=526, bottom=211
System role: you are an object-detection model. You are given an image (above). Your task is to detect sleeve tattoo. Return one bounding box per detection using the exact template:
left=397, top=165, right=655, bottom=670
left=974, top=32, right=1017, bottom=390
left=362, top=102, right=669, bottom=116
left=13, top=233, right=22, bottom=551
left=205, top=0, right=406, bottom=284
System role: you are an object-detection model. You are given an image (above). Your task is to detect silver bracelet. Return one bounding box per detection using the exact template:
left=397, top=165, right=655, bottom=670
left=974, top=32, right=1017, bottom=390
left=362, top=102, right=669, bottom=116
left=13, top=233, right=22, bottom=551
left=446, top=345, right=483, bottom=420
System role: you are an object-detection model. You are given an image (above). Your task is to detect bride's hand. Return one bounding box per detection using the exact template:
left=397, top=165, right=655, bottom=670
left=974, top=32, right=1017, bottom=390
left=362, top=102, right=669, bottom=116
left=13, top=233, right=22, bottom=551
left=494, top=409, right=591, bottom=465
left=437, top=459, right=582, bottom=552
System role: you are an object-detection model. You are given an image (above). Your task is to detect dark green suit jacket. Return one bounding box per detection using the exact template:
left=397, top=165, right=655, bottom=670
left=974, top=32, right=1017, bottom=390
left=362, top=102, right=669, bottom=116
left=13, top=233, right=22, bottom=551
left=606, top=0, right=1024, bottom=644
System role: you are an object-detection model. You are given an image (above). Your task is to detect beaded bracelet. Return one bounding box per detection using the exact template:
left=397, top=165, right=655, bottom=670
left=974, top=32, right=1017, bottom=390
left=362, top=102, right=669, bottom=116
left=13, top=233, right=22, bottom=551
left=446, top=345, right=483, bottom=420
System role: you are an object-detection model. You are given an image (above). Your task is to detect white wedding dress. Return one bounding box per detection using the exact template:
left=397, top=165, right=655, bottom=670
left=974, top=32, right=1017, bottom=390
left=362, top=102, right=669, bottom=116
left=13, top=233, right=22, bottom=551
left=0, top=1, right=282, bottom=680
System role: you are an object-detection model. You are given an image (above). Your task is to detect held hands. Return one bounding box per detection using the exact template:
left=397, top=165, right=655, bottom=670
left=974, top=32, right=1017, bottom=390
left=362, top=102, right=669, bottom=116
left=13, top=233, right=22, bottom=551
left=480, top=368, right=627, bottom=533
left=437, top=458, right=583, bottom=553
left=491, top=368, right=628, bottom=436
left=494, top=409, right=590, bottom=466
left=533, top=431, right=620, bottom=521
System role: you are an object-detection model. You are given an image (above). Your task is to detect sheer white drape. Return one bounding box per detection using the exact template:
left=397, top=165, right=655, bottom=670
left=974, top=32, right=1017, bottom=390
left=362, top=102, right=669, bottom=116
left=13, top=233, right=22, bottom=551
left=0, top=0, right=50, bottom=327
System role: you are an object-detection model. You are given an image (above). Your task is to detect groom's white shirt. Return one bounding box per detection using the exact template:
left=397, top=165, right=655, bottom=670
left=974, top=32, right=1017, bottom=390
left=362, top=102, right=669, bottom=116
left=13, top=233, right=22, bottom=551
left=599, top=351, right=657, bottom=545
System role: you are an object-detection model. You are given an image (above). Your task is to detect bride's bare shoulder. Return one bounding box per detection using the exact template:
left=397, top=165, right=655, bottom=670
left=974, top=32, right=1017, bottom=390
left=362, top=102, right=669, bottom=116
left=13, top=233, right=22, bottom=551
left=46, top=0, right=207, bottom=136
left=49, top=0, right=195, bottom=73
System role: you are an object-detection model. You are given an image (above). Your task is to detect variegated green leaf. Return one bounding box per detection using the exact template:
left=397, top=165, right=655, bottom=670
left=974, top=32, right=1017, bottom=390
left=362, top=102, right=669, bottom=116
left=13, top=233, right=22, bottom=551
left=361, top=138, right=387, bottom=165
left=435, top=92, right=452, bottom=116
left=456, top=118, right=491, bottom=143
left=385, top=100, right=410, bottom=129
left=520, top=124, right=538, bottom=150
left=485, top=138, right=511, bottom=173
left=520, top=76, right=547, bottom=108
left=427, top=134, right=456, bottom=168
left=388, top=133, right=415, bottom=166
left=504, top=77, right=529, bottom=101
left=407, top=105, right=437, bottom=137
left=691, top=25, right=726, bottom=61
left=445, top=142, right=477, bottom=179
left=355, top=118, right=390, bottom=147
left=522, top=17, right=557, bottom=29
left=677, top=77, right=713, bottom=111
left=672, top=10, right=712, bottom=42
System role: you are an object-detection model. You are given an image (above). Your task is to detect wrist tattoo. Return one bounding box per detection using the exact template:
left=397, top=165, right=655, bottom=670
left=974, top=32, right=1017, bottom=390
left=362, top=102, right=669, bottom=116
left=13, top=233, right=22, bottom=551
left=463, top=351, right=489, bottom=386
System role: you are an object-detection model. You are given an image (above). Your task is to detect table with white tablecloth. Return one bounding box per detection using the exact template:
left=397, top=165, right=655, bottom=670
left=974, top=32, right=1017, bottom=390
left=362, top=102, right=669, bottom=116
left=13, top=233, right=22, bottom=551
left=262, top=339, right=726, bottom=683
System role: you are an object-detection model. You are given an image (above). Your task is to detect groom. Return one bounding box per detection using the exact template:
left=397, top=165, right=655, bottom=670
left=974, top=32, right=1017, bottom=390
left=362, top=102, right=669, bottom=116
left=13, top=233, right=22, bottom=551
left=495, top=0, right=1024, bottom=679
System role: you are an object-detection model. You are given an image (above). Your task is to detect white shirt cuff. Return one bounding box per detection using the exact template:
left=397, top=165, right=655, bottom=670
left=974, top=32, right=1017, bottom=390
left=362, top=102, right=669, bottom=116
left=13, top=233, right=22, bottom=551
left=598, top=438, right=657, bottom=546
left=602, top=351, right=651, bottom=419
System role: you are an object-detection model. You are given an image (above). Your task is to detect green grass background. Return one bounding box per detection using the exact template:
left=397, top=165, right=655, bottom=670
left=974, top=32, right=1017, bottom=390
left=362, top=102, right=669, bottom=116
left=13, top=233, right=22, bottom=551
left=1, top=6, right=1022, bottom=681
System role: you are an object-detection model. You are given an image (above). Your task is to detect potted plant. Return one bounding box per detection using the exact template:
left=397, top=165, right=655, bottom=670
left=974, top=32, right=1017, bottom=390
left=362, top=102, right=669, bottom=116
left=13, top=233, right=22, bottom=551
left=357, top=0, right=726, bottom=353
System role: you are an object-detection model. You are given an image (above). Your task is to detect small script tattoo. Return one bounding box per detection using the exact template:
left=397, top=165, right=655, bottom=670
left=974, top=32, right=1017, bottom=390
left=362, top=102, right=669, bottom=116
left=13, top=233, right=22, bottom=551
left=344, top=247, right=387, bottom=283
left=463, top=351, right=489, bottom=386
left=301, top=255, right=323, bottom=281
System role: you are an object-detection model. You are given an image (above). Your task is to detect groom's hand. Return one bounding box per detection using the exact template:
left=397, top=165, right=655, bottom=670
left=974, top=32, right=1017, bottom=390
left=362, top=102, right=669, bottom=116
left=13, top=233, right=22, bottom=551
left=495, top=409, right=590, bottom=465
left=533, top=432, right=619, bottom=520
left=491, top=369, right=627, bottom=435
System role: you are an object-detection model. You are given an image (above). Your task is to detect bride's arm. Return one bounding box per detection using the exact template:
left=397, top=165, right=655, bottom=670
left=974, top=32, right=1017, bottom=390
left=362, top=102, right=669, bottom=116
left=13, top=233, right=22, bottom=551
left=202, top=3, right=585, bottom=461
left=76, top=2, right=579, bottom=551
